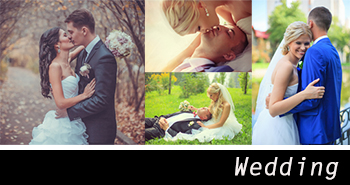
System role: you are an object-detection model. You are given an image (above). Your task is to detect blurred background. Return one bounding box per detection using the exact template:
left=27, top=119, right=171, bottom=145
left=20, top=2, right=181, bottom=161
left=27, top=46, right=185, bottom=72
left=252, top=0, right=350, bottom=126
left=0, top=0, right=145, bottom=144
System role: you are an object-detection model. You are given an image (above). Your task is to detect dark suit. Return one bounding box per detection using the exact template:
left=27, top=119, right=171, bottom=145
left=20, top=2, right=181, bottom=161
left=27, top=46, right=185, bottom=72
left=145, top=111, right=202, bottom=141
left=67, top=40, right=117, bottom=144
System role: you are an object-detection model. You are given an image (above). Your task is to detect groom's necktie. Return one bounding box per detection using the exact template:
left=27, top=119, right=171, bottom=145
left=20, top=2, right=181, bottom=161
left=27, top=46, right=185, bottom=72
left=82, top=49, right=88, bottom=65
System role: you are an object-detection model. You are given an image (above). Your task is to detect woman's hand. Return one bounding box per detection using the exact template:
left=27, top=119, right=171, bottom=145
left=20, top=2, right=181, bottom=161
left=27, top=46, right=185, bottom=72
left=83, top=78, right=96, bottom=99
left=303, top=78, right=325, bottom=99
left=197, top=121, right=207, bottom=128
left=189, top=105, right=197, bottom=111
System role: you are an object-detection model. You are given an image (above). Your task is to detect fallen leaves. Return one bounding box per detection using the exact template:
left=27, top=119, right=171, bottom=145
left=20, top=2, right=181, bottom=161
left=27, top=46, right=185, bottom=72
left=116, top=100, right=145, bottom=145
left=1, top=67, right=145, bottom=145
left=0, top=67, right=57, bottom=144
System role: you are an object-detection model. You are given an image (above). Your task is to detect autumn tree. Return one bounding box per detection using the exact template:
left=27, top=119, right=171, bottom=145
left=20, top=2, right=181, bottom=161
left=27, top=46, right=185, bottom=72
left=0, top=0, right=31, bottom=62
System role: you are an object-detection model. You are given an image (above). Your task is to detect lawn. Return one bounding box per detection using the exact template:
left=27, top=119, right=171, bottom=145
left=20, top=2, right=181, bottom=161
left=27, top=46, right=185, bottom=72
left=145, top=85, right=252, bottom=145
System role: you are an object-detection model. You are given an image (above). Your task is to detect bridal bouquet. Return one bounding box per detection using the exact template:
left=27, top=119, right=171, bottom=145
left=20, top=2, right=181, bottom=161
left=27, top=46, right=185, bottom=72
left=105, top=30, right=134, bottom=58
left=179, top=100, right=191, bottom=112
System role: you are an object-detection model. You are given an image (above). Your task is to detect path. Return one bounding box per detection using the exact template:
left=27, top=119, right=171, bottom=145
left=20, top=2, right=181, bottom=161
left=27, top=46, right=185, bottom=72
left=0, top=67, right=57, bottom=144
left=0, top=67, right=130, bottom=145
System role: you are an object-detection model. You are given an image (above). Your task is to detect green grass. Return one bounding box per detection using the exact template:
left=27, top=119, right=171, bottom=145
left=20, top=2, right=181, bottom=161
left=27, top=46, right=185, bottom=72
left=145, top=86, right=252, bottom=145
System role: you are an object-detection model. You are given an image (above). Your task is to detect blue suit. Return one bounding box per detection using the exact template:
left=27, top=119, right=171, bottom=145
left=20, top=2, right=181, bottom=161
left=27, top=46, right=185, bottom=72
left=287, top=38, right=342, bottom=144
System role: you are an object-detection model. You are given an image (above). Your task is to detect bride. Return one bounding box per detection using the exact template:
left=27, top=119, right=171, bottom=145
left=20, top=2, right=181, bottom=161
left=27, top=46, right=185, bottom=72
left=30, top=27, right=95, bottom=145
left=164, top=83, right=242, bottom=142
left=161, top=0, right=251, bottom=71
left=252, top=21, right=325, bottom=145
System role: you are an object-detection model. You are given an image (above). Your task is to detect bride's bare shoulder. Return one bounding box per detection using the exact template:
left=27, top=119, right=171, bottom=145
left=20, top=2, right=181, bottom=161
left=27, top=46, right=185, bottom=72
left=49, top=61, right=61, bottom=70
left=271, top=57, right=294, bottom=83
left=49, top=61, right=63, bottom=76
left=222, top=101, right=231, bottom=109
left=274, top=57, right=294, bottom=74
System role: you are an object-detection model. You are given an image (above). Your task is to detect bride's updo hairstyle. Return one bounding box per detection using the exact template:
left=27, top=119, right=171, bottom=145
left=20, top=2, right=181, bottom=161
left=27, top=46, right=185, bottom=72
left=281, top=21, right=312, bottom=55
left=162, top=0, right=200, bottom=36
left=39, top=27, right=60, bottom=99
left=207, top=83, right=226, bottom=120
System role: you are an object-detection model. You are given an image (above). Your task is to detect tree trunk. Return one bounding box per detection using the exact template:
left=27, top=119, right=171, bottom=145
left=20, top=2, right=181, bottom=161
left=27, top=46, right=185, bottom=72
left=168, top=72, right=172, bottom=95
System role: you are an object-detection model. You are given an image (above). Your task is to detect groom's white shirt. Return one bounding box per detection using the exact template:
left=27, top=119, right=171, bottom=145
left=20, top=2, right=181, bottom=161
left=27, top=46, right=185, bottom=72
left=313, top=35, right=328, bottom=45
left=165, top=113, right=198, bottom=133
left=83, top=35, right=101, bottom=64
left=173, top=58, right=215, bottom=72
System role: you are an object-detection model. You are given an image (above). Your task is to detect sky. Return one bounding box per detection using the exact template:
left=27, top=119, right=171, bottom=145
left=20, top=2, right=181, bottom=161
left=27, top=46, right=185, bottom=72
left=252, top=0, right=350, bottom=32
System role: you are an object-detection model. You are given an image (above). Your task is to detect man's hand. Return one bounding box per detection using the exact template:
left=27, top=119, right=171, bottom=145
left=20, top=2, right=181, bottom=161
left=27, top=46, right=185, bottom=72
left=265, top=93, right=271, bottom=109
left=159, top=117, right=169, bottom=131
left=55, top=108, right=68, bottom=119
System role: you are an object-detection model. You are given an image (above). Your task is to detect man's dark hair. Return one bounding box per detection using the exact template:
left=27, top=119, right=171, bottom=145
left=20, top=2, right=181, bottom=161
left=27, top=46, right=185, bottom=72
left=65, top=9, right=95, bottom=33
left=308, top=6, right=332, bottom=32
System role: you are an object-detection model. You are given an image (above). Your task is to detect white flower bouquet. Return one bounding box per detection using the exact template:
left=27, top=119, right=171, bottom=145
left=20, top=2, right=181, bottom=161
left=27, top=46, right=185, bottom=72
left=105, top=30, right=134, bottom=58
left=179, top=100, right=191, bottom=112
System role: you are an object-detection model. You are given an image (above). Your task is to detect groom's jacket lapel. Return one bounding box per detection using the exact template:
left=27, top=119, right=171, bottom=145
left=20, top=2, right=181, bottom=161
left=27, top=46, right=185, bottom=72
left=85, top=40, right=103, bottom=64
left=167, top=117, right=202, bottom=137
left=169, top=117, right=201, bottom=134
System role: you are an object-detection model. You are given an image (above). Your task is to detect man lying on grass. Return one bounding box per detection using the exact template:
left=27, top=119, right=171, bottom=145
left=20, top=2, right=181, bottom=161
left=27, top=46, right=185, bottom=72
left=145, top=107, right=212, bottom=141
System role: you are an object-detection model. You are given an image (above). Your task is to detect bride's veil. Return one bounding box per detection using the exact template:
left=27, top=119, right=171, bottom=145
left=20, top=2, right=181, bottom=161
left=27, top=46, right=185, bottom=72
left=218, top=83, right=235, bottom=112
left=217, top=83, right=242, bottom=133
left=254, top=38, right=285, bottom=125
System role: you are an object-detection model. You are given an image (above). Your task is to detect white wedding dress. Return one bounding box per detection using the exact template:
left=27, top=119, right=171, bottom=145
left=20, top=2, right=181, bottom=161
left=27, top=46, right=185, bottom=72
left=29, top=75, right=88, bottom=145
left=252, top=84, right=300, bottom=145
left=252, top=38, right=300, bottom=145
left=164, top=84, right=242, bottom=142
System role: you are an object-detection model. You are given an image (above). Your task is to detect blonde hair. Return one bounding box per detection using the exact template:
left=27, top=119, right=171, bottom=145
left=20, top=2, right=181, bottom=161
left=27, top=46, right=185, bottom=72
left=207, top=83, right=225, bottom=120
left=161, top=0, right=200, bottom=36
left=281, top=21, right=312, bottom=55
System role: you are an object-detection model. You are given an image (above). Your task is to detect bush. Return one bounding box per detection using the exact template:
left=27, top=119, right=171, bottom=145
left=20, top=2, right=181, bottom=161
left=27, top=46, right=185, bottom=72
left=179, top=73, right=209, bottom=98
left=145, top=73, right=177, bottom=95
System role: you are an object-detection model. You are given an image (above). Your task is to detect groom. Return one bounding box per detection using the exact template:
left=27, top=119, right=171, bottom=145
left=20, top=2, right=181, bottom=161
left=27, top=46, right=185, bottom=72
left=56, top=9, right=117, bottom=144
left=145, top=107, right=212, bottom=141
left=269, top=7, right=342, bottom=145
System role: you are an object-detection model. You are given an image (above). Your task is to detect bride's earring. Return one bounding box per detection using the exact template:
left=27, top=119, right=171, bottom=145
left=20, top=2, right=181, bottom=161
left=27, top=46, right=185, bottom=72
left=205, top=8, right=209, bottom=17
left=57, top=46, right=60, bottom=53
